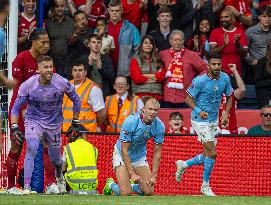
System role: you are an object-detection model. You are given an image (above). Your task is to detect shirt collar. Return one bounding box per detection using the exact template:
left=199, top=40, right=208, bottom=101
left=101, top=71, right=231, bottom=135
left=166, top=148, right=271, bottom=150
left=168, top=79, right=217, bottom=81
left=51, top=15, right=68, bottom=22
left=116, top=92, right=128, bottom=101
left=140, top=114, right=153, bottom=126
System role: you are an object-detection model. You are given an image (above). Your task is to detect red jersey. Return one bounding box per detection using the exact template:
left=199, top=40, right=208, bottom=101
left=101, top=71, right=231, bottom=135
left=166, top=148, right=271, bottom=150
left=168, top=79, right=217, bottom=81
left=73, top=0, right=107, bottom=29
left=219, top=94, right=238, bottom=134
left=259, top=0, right=271, bottom=7
left=121, top=0, right=145, bottom=29
left=108, top=20, right=123, bottom=70
left=9, top=50, right=38, bottom=132
left=18, top=13, right=36, bottom=52
left=166, top=127, right=189, bottom=134
left=209, top=27, right=247, bottom=75
left=222, top=0, right=252, bottom=30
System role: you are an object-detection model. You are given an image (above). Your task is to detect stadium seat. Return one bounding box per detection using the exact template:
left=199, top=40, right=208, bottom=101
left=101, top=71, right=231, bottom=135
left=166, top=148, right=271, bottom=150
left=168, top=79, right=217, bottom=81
left=237, top=85, right=259, bottom=109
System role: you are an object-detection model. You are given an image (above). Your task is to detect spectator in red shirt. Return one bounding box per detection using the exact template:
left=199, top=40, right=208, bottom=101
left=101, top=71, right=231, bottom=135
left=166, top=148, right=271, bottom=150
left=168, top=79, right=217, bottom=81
left=67, top=0, right=107, bottom=30
left=159, top=30, right=208, bottom=108
left=219, top=63, right=246, bottom=134
left=166, top=111, right=189, bottom=134
left=121, top=0, right=147, bottom=30
left=6, top=29, right=50, bottom=193
left=213, top=0, right=252, bottom=30
left=130, top=35, right=166, bottom=101
left=187, top=18, right=211, bottom=62
left=18, top=0, right=37, bottom=52
left=209, top=8, right=248, bottom=76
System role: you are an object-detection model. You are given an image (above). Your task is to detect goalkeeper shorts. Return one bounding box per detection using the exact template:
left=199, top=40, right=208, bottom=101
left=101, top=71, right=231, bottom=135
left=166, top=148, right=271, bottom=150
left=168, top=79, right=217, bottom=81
left=112, top=145, right=148, bottom=171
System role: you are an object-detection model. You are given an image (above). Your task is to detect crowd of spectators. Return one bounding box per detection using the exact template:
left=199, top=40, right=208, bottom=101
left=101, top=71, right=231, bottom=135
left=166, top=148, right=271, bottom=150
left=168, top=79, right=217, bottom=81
left=10, top=0, right=271, bottom=135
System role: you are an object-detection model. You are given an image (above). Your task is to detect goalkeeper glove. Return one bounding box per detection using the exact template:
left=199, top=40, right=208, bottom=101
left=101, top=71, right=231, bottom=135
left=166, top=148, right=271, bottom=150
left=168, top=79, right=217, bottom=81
left=67, top=119, right=80, bottom=142
left=11, top=123, right=25, bottom=146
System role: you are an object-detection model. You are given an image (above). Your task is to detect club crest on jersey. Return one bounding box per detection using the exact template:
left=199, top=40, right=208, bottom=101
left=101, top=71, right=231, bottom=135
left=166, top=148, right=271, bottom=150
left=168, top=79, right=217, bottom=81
left=123, top=130, right=129, bottom=136
left=143, top=131, right=149, bottom=137
left=213, top=84, right=218, bottom=91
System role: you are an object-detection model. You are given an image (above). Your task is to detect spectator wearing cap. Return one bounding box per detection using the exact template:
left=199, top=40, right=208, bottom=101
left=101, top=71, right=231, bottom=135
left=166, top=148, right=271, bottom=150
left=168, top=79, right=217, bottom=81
left=62, top=124, right=99, bottom=194
left=46, top=0, right=75, bottom=77
left=166, top=112, right=189, bottom=134
left=159, top=30, right=208, bottom=108
left=247, top=105, right=271, bottom=135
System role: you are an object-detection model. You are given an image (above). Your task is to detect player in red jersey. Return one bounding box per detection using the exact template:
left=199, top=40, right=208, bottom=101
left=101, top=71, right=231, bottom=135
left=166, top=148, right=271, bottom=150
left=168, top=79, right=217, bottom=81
left=18, top=0, right=37, bottom=52
left=219, top=64, right=246, bottom=134
left=6, top=29, right=50, bottom=195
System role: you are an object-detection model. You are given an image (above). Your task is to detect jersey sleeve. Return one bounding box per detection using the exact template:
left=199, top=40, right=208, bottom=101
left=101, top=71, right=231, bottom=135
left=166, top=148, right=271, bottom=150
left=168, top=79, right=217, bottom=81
left=224, top=75, right=234, bottom=96
left=153, top=121, right=165, bottom=145
left=186, top=77, right=202, bottom=98
left=0, top=32, right=5, bottom=57
left=119, top=116, right=134, bottom=143
left=11, top=81, right=29, bottom=117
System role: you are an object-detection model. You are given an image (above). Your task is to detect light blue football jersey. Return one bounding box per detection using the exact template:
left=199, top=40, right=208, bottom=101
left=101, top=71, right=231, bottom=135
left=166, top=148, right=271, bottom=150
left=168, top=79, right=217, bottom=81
left=187, top=72, right=233, bottom=123
left=116, top=113, right=165, bottom=162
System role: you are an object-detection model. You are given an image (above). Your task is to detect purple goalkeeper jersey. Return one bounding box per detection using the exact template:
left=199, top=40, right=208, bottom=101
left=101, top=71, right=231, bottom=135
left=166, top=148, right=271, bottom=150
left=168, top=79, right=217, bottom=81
left=11, top=73, right=81, bottom=129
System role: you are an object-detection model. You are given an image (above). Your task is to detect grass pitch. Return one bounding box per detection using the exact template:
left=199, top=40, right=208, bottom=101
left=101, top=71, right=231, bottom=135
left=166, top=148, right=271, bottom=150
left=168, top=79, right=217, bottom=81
left=0, top=195, right=270, bottom=205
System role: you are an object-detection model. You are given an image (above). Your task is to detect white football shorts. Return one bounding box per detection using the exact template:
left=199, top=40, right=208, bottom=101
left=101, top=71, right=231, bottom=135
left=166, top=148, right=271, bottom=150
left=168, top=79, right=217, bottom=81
left=112, top=145, right=149, bottom=171
left=191, top=120, right=218, bottom=144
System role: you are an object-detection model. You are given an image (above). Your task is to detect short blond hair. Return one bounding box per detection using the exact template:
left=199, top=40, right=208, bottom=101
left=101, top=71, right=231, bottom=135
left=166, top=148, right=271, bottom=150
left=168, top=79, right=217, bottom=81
left=142, top=96, right=160, bottom=107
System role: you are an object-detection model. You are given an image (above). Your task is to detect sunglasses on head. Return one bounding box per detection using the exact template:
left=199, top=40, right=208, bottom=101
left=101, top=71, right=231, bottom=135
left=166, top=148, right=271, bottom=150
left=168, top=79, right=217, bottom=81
left=261, top=113, right=271, bottom=118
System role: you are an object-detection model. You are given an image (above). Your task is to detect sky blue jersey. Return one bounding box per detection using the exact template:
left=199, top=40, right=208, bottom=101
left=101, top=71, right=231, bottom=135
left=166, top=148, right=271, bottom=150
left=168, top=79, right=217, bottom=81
left=116, top=113, right=165, bottom=162
left=187, top=72, right=233, bottom=123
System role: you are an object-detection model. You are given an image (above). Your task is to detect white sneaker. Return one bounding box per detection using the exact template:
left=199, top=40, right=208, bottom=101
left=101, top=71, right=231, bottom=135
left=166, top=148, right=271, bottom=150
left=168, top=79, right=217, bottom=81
left=175, top=160, right=186, bottom=182
left=22, top=185, right=37, bottom=195
left=200, top=184, right=216, bottom=197
left=46, top=183, right=60, bottom=195
left=6, top=187, right=23, bottom=195
left=56, top=177, right=67, bottom=193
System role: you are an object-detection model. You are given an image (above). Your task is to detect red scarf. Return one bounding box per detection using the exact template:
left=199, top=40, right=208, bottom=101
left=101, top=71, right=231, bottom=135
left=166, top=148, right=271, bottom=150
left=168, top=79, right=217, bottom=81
left=166, top=48, right=185, bottom=89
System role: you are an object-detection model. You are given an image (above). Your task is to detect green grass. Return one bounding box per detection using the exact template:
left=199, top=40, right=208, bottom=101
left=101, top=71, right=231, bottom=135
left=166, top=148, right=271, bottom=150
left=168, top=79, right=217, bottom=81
left=0, top=195, right=270, bottom=205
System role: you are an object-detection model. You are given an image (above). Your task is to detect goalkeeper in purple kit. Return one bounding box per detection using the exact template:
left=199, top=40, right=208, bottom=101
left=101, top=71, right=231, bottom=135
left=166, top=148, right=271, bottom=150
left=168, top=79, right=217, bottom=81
left=11, top=55, right=81, bottom=194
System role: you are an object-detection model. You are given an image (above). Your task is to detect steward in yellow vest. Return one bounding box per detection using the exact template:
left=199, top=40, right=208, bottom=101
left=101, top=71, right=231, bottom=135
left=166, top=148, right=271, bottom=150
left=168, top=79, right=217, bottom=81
left=62, top=63, right=106, bottom=133
left=63, top=124, right=98, bottom=193
left=105, top=76, right=143, bottom=133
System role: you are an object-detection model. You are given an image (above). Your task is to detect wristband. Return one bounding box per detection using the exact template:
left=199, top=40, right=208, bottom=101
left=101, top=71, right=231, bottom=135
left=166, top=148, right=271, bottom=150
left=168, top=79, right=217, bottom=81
left=11, top=123, right=19, bottom=130
left=194, top=107, right=202, bottom=115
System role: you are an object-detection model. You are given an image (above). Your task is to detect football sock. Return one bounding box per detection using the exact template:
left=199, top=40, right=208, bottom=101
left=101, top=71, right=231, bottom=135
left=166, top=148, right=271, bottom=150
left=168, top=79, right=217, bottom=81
left=186, top=154, right=205, bottom=167
left=131, top=184, right=144, bottom=196
left=109, top=182, right=120, bottom=196
left=203, top=157, right=215, bottom=183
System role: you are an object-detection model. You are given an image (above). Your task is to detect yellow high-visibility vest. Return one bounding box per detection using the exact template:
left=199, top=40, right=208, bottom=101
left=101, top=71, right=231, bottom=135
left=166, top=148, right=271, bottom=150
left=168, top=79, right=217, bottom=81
left=62, top=78, right=97, bottom=132
left=64, top=139, right=98, bottom=191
